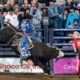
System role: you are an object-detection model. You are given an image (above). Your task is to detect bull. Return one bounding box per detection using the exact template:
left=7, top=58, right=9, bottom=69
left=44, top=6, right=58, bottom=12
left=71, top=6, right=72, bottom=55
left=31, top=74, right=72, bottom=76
left=0, top=26, right=64, bottom=73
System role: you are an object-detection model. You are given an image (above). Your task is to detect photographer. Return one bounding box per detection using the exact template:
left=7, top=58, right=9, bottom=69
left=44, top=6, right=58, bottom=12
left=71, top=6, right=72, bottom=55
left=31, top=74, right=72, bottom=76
left=30, top=1, right=42, bottom=42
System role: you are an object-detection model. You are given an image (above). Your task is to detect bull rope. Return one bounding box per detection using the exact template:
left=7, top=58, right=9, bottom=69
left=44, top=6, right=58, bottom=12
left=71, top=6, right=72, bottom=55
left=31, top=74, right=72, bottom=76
left=7, top=24, right=19, bottom=45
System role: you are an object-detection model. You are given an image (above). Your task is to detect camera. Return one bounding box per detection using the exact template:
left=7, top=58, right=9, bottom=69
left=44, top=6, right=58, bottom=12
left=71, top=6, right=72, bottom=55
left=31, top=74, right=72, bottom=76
left=33, top=9, right=36, bottom=15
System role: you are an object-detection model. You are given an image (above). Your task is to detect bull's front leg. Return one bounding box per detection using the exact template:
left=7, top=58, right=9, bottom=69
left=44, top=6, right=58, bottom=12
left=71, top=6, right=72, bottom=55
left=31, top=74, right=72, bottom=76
left=33, top=58, right=50, bottom=74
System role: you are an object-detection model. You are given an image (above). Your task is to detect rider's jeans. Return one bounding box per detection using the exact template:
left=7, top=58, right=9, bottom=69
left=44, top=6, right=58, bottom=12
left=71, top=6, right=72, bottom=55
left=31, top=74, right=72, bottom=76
left=19, top=37, right=30, bottom=64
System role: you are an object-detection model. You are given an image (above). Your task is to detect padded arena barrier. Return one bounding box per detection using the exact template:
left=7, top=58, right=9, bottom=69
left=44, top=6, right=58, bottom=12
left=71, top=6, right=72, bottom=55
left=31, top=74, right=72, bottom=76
left=53, top=58, right=79, bottom=74
left=0, top=58, right=43, bottom=73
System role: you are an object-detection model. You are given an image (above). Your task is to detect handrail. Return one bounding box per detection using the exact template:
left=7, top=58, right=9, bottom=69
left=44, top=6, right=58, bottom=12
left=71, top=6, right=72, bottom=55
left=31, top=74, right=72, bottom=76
left=0, top=48, right=12, bottom=51
left=1, top=28, right=80, bottom=56
left=52, top=28, right=80, bottom=31
left=60, top=48, right=74, bottom=51
left=18, top=28, right=44, bottom=32
left=0, top=44, right=10, bottom=47
left=53, top=43, right=72, bottom=46
left=53, top=37, right=75, bottom=39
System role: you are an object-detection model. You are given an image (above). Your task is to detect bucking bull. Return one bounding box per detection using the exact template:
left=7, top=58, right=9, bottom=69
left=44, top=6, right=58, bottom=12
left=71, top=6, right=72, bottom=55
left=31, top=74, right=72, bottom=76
left=0, top=25, right=64, bottom=74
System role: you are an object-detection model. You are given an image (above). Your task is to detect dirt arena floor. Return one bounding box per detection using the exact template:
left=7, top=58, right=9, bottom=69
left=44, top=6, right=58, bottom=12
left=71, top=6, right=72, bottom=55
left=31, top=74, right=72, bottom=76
left=0, top=73, right=79, bottom=80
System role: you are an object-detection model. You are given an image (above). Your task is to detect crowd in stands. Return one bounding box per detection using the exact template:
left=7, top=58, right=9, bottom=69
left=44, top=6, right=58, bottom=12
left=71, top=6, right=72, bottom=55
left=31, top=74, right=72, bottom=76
left=0, top=0, right=80, bottom=43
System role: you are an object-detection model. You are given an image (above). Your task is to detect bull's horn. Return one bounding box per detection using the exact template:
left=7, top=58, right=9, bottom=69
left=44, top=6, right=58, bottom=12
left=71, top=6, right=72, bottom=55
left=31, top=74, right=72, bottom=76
left=57, top=51, right=64, bottom=58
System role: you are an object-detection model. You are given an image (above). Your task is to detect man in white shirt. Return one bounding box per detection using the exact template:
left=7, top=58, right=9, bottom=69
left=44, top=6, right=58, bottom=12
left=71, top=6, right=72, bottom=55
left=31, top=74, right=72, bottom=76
left=4, top=7, right=19, bottom=29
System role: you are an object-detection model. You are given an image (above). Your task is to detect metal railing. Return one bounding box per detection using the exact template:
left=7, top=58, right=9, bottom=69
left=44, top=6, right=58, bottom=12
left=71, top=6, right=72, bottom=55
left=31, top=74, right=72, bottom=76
left=49, top=28, right=80, bottom=56
left=0, top=27, right=49, bottom=57
left=0, top=28, right=80, bottom=56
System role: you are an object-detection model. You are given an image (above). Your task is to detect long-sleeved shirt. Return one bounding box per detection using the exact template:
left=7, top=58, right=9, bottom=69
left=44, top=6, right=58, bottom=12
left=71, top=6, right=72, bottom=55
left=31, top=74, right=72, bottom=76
left=21, top=20, right=33, bottom=35
left=48, top=5, right=59, bottom=17
left=5, top=13, right=19, bottom=28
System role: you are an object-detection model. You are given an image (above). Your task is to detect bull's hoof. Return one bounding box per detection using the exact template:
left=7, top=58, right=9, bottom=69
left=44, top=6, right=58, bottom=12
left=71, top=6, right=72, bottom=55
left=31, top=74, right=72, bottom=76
left=44, top=73, right=54, bottom=78
left=44, top=73, right=49, bottom=76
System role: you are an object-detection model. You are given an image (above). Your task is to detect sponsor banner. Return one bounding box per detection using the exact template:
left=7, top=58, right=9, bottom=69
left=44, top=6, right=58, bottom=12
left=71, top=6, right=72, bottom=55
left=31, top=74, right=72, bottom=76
left=53, top=58, right=78, bottom=74
left=0, top=58, right=43, bottom=73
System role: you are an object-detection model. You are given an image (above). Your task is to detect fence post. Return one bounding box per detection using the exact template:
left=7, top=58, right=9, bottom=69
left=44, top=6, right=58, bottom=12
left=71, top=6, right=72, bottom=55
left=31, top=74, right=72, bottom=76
left=44, top=26, right=48, bottom=44
left=49, top=28, right=53, bottom=46
left=49, top=28, right=54, bottom=74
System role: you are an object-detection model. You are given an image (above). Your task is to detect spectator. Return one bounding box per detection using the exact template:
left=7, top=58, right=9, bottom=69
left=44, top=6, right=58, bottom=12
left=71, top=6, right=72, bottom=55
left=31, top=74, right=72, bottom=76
left=62, top=8, right=69, bottom=28
left=18, top=7, right=25, bottom=29
left=66, top=0, right=77, bottom=7
left=38, top=0, right=49, bottom=6
left=42, top=2, right=46, bottom=8
left=23, top=0, right=28, bottom=7
left=15, top=0, right=23, bottom=6
left=4, top=7, right=19, bottom=29
left=24, top=0, right=32, bottom=4
left=14, top=8, right=19, bottom=16
left=56, top=0, right=66, bottom=5
left=48, top=0, right=60, bottom=28
left=42, top=8, right=49, bottom=27
left=14, top=5, right=19, bottom=16
left=38, top=0, right=47, bottom=4
left=42, top=8, right=48, bottom=18
left=14, top=4, right=19, bottom=9
left=75, top=8, right=80, bottom=16
left=25, top=8, right=32, bottom=21
left=0, top=9, right=4, bottom=29
left=24, top=0, right=28, bottom=4
left=25, top=8, right=32, bottom=16
left=41, top=8, right=49, bottom=42
left=66, top=7, right=79, bottom=28
left=75, top=8, right=80, bottom=27
left=2, top=0, right=7, bottom=5
left=21, top=0, right=31, bottom=9
left=7, top=0, right=15, bottom=7
left=76, top=8, right=80, bottom=27
left=30, top=2, right=42, bottom=42
left=0, top=1, right=4, bottom=7
left=38, top=3, right=42, bottom=9
left=57, top=4, right=65, bottom=28
left=65, top=0, right=72, bottom=6
left=2, top=7, right=8, bottom=18
left=68, top=19, right=79, bottom=29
